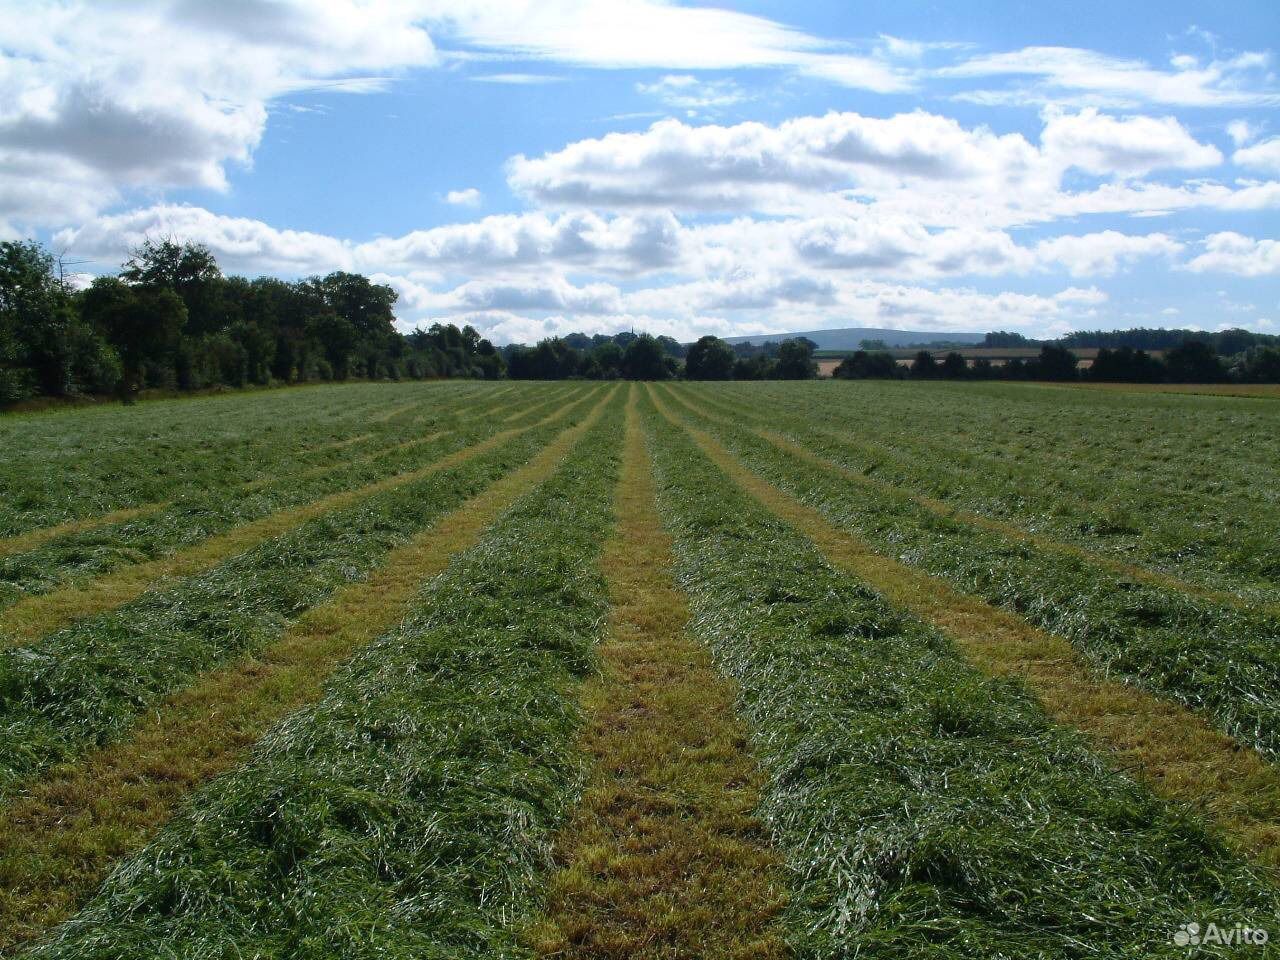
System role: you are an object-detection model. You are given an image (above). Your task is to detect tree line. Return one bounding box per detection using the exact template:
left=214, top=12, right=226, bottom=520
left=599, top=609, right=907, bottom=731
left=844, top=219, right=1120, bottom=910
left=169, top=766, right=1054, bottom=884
left=833, top=341, right=1280, bottom=383
left=500, top=332, right=820, bottom=381
left=5, top=235, right=1277, bottom=406
left=1, top=239, right=503, bottom=406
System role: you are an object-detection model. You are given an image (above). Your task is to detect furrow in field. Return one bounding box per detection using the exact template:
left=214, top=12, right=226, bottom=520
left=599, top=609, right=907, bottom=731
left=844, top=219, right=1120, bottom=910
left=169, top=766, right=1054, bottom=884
left=641, top=385, right=1277, bottom=957
left=649, top=386, right=1280, bottom=871
left=19, top=390, right=626, bottom=958
left=662, top=385, right=1280, bottom=757
left=674, top=387, right=1271, bottom=615
left=528, top=386, right=784, bottom=960
left=0, top=389, right=597, bottom=644
left=0, top=386, right=618, bottom=953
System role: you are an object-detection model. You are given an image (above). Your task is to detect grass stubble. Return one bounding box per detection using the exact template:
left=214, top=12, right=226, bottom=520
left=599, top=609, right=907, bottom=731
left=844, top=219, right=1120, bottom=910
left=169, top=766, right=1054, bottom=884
left=527, top=386, right=785, bottom=960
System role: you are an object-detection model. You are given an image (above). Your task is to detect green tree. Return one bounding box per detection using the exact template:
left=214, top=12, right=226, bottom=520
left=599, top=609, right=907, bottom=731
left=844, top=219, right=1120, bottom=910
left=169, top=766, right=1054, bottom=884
left=621, top=334, right=669, bottom=380
left=774, top=338, right=818, bottom=379
left=306, top=312, right=360, bottom=380
left=122, top=239, right=224, bottom=336
left=81, top=277, right=186, bottom=400
left=1165, top=340, right=1226, bottom=383
left=684, top=335, right=736, bottom=380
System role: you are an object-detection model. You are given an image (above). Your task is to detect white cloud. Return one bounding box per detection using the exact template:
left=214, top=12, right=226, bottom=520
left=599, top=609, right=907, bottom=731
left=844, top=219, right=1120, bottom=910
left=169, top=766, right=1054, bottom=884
left=1033, top=230, right=1183, bottom=277
left=1039, top=108, right=1222, bottom=177
left=469, top=73, right=564, bottom=84
left=0, top=0, right=438, bottom=229
left=1185, top=233, right=1280, bottom=276
left=507, top=108, right=1243, bottom=226
left=444, top=187, right=483, bottom=206
left=359, top=210, right=686, bottom=275
left=636, top=75, right=749, bottom=112
left=1234, top=137, right=1280, bottom=175
left=52, top=204, right=355, bottom=275
left=424, top=0, right=912, bottom=92
left=1227, top=119, right=1258, bottom=147
left=940, top=46, right=1280, bottom=107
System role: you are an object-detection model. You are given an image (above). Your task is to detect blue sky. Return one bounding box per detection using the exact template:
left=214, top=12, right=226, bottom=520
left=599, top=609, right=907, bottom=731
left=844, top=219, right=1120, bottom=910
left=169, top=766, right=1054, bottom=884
left=2, top=1, right=1278, bottom=343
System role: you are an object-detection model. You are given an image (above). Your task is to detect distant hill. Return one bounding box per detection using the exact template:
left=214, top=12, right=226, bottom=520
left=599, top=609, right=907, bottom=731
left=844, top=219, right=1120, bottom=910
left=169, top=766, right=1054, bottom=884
left=722, top=326, right=984, bottom=350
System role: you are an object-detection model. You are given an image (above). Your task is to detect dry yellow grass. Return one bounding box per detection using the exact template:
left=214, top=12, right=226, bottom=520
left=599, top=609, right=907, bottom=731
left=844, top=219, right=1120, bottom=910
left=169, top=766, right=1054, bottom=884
left=665, top=385, right=1272, bottom=617
left=0, top=386, right=617, bottom=953
left=528, top=386, right=784, bottom=960
left=0, top=390, right=598, bottom=646
left=649, top=385, right=1280, bottom=874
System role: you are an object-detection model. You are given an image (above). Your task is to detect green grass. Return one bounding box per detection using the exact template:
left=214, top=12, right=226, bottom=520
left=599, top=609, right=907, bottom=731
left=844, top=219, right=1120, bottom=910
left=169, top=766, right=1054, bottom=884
left=0, top=384, right=566, bottom=609
left=690, top=380, right=1280, bottom=601
left=664, top=384, right=1280, bottom=758
left=20, top=391, right=625, bottom=958
left=641, top=391, right=1278, bottom=958
left=0, top=388, right=599, bottom=796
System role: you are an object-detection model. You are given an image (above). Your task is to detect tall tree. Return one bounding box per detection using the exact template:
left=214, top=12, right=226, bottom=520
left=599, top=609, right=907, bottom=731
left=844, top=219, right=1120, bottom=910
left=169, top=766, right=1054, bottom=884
left=122, top=239, right=224, bottom=336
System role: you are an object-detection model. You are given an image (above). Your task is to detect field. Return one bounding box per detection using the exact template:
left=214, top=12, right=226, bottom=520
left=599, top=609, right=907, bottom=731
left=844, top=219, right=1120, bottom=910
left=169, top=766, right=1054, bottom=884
left=1, top=379, right=1278, bottom=957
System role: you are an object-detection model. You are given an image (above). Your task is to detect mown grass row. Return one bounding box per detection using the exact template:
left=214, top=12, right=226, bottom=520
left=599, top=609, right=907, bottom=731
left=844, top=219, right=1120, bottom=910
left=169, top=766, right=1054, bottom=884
left=20, top=391, right=624, bottom=958
left=641, top=392, right=1278, bottom=958
left=0, top=387, right=601, bottom=796
left=0, top=382, right=495, bottom=536
left=0, top=384, right=538, bottom=608
left=665, top=386, right=1280, bottom=758
left=0, top=386, right=615, bottom=952
left=691, top=383, right=1280, bottom=598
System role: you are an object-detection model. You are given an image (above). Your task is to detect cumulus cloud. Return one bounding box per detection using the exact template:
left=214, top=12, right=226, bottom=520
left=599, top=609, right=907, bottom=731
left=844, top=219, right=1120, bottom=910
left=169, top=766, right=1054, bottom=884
left=1234, top=138, right=1280, bottom=175
left=507, top=108, right=1247, bottom=227
left=1185, top=233, right=1280, bottom=276
left=1032, top=230, right=1183, bottom=276
left=52, top=204, right=354, bottom=275
left=0, top=0, right=437, bottom=229
left=444, top=187, right=483, bottom=206
left=1039, top=108, right=1221, bottom=176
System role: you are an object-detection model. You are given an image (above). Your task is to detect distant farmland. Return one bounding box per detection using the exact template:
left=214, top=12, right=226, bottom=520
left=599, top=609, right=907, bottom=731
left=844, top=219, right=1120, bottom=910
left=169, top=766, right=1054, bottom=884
left=1, top=379, right=1277, bottom=958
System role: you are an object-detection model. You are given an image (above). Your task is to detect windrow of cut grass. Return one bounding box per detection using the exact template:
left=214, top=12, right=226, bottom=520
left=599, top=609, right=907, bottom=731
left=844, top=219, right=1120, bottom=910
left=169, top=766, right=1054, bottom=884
left=0, top=386, right=589, bottom=640
left=20, top=390, right=625, bottom=959
left=689, top=383, right=1280, bottom=600
left=650, top=390, right=1280, bottom=871
left=640, top=388, right=1278, bottom=959
left=528, top=388, right=785, bottom=960
left=0, top=386, right=618, bottom=952
left=0, top=384, right=517, bottom=597
left=0, top=386, right=603, bottom=795
left=0, top=382, right=493, bottom=537
left=663, top=385, right=1280, bottom=758
left=680, top=386, right=1276, bottom=616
